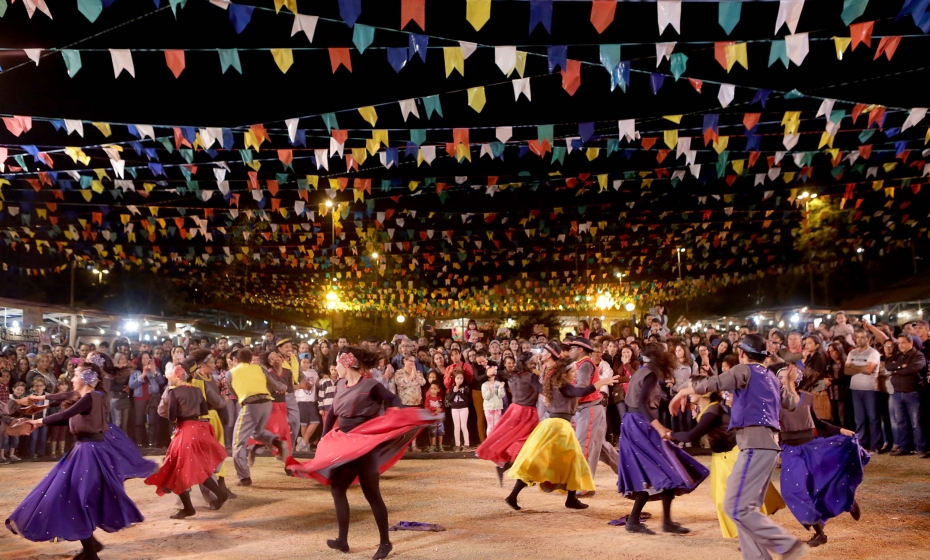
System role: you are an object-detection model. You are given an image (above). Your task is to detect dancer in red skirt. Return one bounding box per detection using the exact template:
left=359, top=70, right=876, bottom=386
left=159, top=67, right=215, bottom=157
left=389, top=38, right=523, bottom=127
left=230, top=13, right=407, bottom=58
left=145, top=360, right=229, bottom=519
left=476, top=350, right=543, bottom=484
left=286, top=346, right=438, bottom=560
left=247, top=350, right=292, bottom=465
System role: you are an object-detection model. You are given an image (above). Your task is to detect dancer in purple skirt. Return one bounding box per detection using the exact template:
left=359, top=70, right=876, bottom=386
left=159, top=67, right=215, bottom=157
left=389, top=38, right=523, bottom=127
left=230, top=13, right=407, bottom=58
left=6, top=362, right=149, bottom=560
left=617, top=344, right=709, bottom=535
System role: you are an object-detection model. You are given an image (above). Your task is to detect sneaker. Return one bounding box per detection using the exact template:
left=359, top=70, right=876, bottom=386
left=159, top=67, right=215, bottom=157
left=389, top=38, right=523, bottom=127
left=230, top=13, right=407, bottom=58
left=806, top=532, right=828, bottom=547
left=427, top=446, right=436, bottom=453
left=237, top=477, right=253, bottom=487
left=889, top=449, right=908, bottom=457
left=625, top=522, right=655, bottom=535
left=919, top=451, right=930, bottom=459
left=9, top=455, right=21, bottom=463
left=662, top=522, right=690, bottom=534
left=878, top=444, right=892, bottom=454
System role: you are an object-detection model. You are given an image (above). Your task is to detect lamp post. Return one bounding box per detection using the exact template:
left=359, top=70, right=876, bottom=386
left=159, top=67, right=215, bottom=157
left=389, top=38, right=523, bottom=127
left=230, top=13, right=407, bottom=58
left=625, top=302, right=636, bottom=335
left=676, top=248, right=689, bottom=313
left=91, top=268, right=108, bottom=284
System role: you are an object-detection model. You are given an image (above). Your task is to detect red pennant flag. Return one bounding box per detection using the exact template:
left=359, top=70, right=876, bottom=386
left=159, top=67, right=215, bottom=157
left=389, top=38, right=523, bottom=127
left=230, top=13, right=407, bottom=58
left=851, top=103, right=867, bottom=123
left=247, top=171, right=260, bottom=190
left=332, top=129, right=349, bottom=144
left=277, top=149, right=293, bottom=167
left=867, top=107, right=885, bottom=129
left=874, top=36, right=901, bottom=61
left=400, top=0, right=425, bottom=30
left=714, top=41, right=735, bottom=70
left=165, top=50, right=185, bottom=78
left=641, top=137, right=657, bottom=151
left=688, top=78, right=703, bottom=93
left=850, top=21, right=874, bottom=51
left=329, top=48, right=352, bottom=73
left=748, top=151, right=761, bottom=168
left=453, top=128, right=470, bottom=146
left=266, top=180, right=280, bottom=196
left=560, top=60, right=582, bottom=96
left=37, top=153, right=54, bottom=168
left=590, top=1, right=617, bottom=34
left=271, top=198, right=281, bottom=212
left=743, top=112, right=761, bottom=131
left=250, top=124, right=270, bottom=145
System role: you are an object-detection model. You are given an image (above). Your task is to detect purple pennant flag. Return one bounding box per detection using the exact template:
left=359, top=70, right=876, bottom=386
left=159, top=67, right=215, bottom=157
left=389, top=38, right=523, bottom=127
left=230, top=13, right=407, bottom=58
left=751, top=89, right=770, bottom=108
left=703, top=114, right=719, bottom=134
left=408, top=34, right=428, bottom=62
left=228, top=4, right=254, bottom=34
left=387, top=48, right=408, bottom=72
left=649, top=73, right=665, bottom=95
left=338, top=0, right=362, bottom=27
left=745, top=131, right=761, bottom=151
left=529, top=0, right=553, bottom=34
left=547, top=45, right=567, bottom=73
left=578, top=122, right=594, bottom=143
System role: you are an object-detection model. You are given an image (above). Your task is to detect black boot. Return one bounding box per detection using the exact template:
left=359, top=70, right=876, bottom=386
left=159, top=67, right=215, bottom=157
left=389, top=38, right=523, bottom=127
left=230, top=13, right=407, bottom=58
left=849, top=500, right=861, bottom=521
left=564, top=491, right=588, bottom=510
left=327, top=539, right=349, bottom=553
left=807, top=523, right=828, bottom=547
left=372, top=542, right=393, bottom=560
left=219, top=476, right=237, bottom=499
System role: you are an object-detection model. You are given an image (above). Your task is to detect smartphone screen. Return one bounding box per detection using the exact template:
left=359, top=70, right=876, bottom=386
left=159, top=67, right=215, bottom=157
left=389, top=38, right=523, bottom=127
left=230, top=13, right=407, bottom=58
left=71, top=358, right=82, bottom=365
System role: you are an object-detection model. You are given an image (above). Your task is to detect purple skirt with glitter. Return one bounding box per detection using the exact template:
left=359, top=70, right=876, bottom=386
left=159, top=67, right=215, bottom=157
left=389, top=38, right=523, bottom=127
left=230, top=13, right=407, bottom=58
left=105, top=423, right=159, bottom=480
left=5, top=436, right=146, bottom=542
left=780, top=435, right=870, bottom=526
left=617, top=412, right=710, bottom=500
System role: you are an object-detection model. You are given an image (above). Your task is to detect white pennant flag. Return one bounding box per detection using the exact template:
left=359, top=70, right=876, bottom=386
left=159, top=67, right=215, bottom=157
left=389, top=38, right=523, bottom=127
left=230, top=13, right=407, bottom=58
left=200, top=128, right=218, bottom=148
left=496, top=126, right=512, bottom=143
left=495, top=46, right=516, bottom=74
left=782, top=133, right=800, bottom=150
left=202, top=190, right=214, bottom=202
left=291, top=14, right=319, bottom=42
left=285, top=118, right=299, bottom=142
left=717, top=83, right=735, bottom=107
left=656, top=42, right=676, bottom=67
left=754, top=173, right=766, bottom=186
left=218, top=181, right=230, bottom=195
left=329, top=137, right=344, bottom=158
left=480, top=144, right=494, bottom=158
left=295, top=201, right=305, bottom=215
left=676, top=136, right=691, bottom=159
left=785, top=33, right=809, bottom=66
left=213, top=168, right=227, bottom=182
left=902, top=108, right=928, bottom=131
left=459, top=41, right=478, bottom=59
left=379, top=151, right=395, bottom=168
left=689, top=164, right=702, bottom=178
left=816, top=98, right=835, bottom=119
left=136, top=124, right=155, bottom=140
left=399, top=99, right=419, bottom=121
left=109, top=49, right=135, bottom=78
left=24, top=49, right=41, bottom=65
left=64, top=119, right=84, bottom=137
left=420, top=145, right=436, bottom=164
left=775, top=0, right=804, bottom=34
left=512, top=77, right=531, bottom=101
left=314, top=148, right=329, bottom=170
left=565, top=137, right=578, bottom=153
left=657, top=1, right=681, bottom=34
left=23, top=0, right=52, bottom=19
left=768, top=167, right=782, bottom=181
left=774, top=151, right=786, bottom=165
left=618, top=119, right=638, bottom=142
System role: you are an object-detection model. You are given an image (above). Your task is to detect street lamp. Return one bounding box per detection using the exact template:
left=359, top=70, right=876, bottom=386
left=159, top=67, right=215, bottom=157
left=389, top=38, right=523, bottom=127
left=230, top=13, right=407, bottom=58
left=396, top=314, right=406, bottom=323
left=91, top=268, right=109, bottom=283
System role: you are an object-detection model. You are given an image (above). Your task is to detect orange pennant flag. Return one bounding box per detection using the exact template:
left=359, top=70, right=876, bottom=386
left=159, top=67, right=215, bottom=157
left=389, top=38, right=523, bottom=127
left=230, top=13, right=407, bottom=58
left=590, top=0, right=617, bottom=34
left=329, top=48, right=352, bottom=73
left=849, top=21, right=873, bottom=51
left=560, top=60, right=581, bottom=96
left=401, top=0, right=425, bottom=30
left=743, top=112, right=761, bottom=131
left=165, top=50, right=185, bottom=78
left=873, top=36, right=901, bottom=61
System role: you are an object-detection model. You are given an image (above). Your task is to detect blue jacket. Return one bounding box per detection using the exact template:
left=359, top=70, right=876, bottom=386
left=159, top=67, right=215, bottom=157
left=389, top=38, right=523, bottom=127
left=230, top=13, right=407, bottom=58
left=128, top=369, right=167, bottom=398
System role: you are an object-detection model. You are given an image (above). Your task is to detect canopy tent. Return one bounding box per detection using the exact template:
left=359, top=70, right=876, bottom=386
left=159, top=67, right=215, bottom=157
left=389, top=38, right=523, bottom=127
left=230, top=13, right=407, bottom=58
left=0, top=0, right=927, bottom=318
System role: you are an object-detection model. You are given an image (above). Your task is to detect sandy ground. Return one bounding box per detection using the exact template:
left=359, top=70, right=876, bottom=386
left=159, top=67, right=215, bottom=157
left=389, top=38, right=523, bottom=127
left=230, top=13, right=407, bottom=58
left=0, top=453, right=928, bottom=560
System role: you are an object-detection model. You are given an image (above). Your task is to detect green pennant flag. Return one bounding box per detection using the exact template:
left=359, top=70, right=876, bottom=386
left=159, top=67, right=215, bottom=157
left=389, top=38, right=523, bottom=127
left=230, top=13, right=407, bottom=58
left=606, top=139, right=619, bottom=156
left=551, top=146, right=566, bottom=165
left=179, top=148, right=194, bottom=164
left=491, top=141, right=506, bottom=157
left=159, top=137, right=174, bottom=154
left=321, top=112, right=339, bottom=133
left=352, top=24, right=375, bottom=53
left=218, top=49, right=242, bottom=74
left=858, top=129, right=875, bottom=143
left=423, top=95, right=443, bottom=119
left=410, top=129, right=427, bottom=145
left=768, top=40, right=789, bottom=68
left=718, top=2, right=741, bottom=35
left=169, top=0, right=187, bottom=18
left=669, top=53, right=687, bottom=80
left=77, top=0, right=103, bottom=22
left=537, top=124, right=554, bottom=144
left=61, top=49, right=82, bottom=77
left=840, top=0, right=868, bottom=26
left=0, top=0, right=7, bottom=17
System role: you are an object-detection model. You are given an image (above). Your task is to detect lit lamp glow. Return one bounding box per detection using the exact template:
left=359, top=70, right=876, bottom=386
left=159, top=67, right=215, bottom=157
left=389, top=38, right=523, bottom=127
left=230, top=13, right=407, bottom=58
left=396, top=314, right=406, bottom=323
left=625, top=302, right=635, bottom=312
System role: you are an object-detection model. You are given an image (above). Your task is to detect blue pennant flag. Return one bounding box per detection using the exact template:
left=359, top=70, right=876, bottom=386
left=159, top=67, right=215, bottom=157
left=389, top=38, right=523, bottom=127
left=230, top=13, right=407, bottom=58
left=338, top=0, right=362, bottom=27
left=578, top=122, right=594, bottom=143
left=408, top=34, right=428, bottom=62
left=751, top=89, right=771, bottom=107
left=547, top=45, right=567, bottom=73
left=529, top=0, right=553, bottom=33
left=387, top=48, right=408, bottom=72
left=228, top=4, right=254, bottom=34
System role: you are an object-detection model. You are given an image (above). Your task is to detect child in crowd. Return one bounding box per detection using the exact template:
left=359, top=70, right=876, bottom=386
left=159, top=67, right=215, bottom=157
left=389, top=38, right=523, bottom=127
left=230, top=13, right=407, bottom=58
left=0, top=370, right=17, bottom=464
left=27, top=378, right=49, bottom=459
left=317, top=365, right=337, bottom=424
left=445, top=371, right=471, bottom=451
left=45, top=379, right=72, bottom=458
left=295, top=355, right=321, bottom=451
left=424, top=382, right=446, bottom=452
left=481, top=367, right=506, bottom=436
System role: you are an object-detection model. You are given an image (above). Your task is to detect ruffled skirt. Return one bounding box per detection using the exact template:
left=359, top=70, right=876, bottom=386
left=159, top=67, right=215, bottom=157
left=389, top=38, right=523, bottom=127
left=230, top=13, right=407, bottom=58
left=144, top=421, right=227, bottom=496
left=509, top=418, right=595, bottom=494
left=476, top=404, right=539, bottom=467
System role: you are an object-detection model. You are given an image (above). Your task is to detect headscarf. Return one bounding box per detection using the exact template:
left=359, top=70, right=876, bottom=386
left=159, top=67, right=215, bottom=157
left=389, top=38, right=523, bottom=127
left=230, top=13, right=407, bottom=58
left=337, top=352, right=359, bottom=370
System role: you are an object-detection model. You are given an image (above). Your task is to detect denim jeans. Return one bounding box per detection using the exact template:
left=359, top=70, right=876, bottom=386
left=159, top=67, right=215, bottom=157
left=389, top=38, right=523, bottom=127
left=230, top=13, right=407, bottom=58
left=1, top=435, right=19, bottom=456
left=892, top=391, right=926, bottom=452
left=28, top=425, right=48, bottom=458
left=851, top=390, right=882, bottom=449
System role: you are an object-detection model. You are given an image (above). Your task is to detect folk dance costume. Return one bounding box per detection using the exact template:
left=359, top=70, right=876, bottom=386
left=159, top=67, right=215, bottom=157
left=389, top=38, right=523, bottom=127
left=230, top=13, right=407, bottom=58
left=189, top=362, right=233, bottom=501
left=680, top=335, right=807, bottom=560
left=506, top=354, right=614, bottom=511
left=476, top=363, right=540, bottom=483
left=779, top=389, right=868, bottom=547
left=671, top=400, right=785, bottom=539
left=617, top=360, right=709, bottom=534
left=278, top=339, right=302, bottom=448
left=229, top=358, right=289, bottom=486
left=566, top=338, right=620, bottom=485
left=6, top=367, right=151, bottom=560
left=247, top=363, right=293, bottom=462
left=144, top=383, right=229, bottom=519
left=286, top=348, right=437, bottom=560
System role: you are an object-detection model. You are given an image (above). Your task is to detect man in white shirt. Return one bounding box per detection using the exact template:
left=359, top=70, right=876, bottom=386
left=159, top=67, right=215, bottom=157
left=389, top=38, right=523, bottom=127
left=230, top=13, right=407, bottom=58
left=845, top=330, right=883, bottom=453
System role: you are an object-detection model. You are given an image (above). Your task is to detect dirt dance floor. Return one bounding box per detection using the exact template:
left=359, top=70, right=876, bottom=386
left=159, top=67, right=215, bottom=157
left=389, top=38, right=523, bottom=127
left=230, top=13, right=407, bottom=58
left=0, top=453, right=928, bottom=560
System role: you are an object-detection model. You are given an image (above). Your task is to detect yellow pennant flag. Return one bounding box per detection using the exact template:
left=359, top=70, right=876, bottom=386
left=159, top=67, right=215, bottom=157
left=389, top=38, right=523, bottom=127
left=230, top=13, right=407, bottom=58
left=818, top=132, right=834, bottom=149
left=353, top=188, right=365, bottom=202
left=884, top=187, right=895, bottom=198
left=408, top=180, right=420, bottom=192
left=417, top=149, right=430, bottom=166
left=883, top=162, right=898, bottom=172
left=91, top=180, right=104, bottom=193
left=586, top=147, right=600, bottom=161
left=243, top=130, right=260, bottom=150
left=352, top=147, right=368, bottom=166
left=273, top=0, right=296, bottom=13
left=465, top=0, right=491, bottom=31
left=872, top=180, right=884, bottom=191
left=65, top=147, right=91, bottom=165
left=597, top=174, right=608, bottom=191
left=834, top=37, right=851, bottom=60
left=246, top=160, right=261, bottom=171
left=372, top=129, right=389, bottom=147
left=366, top=138, right=380, bottom=156
left=358, top=106, right=378, bottom=127
left=443, top=47, right=465, bottom=77
left=509, top=51, right=527, bottom=78
left=92, top=122, right=112, bottom=137
left=724, top=43, right=748, bottom=72
left=713, top=136, right=729, bottom=154
left=731, top=159, right=745, bottom=175
left=783, top=172, right=796, bottom=183
left=306, top=175, right=319, bottom=189
left=663, top=115, right=682, bottom=124
left=467, top=86, right=486, bottom=112
left=80, top=190, right=93, bottom=202
left=455, top=143, right=472, bottom=162
left=664, top=128, right=679, bottom=149
left=270, top=49, right=294, bottom=73
left=782, top=111, right=801, bottom=135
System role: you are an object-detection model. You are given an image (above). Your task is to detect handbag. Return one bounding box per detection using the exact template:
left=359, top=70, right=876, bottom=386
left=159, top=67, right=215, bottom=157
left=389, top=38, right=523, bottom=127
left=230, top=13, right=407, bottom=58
left=811, top=390, right=832, bottom=421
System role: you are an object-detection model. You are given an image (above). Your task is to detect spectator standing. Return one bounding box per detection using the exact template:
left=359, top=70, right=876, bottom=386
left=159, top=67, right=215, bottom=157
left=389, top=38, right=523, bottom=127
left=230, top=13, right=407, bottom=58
left=824, top=342, right=848, bottom=430
left=886, top=334, right=929, bottom=458
left=128, top=351, right=166, bottom=447
left=445, top=370, right=472, bottom=451
left=481, top=367, right=506, bottom=436
left=844, top=331, right=882, bottom=452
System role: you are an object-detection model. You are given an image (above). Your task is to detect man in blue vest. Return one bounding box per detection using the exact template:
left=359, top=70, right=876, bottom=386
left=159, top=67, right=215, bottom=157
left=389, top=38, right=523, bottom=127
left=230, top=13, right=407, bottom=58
left=671, top=334, right=806, bottom=560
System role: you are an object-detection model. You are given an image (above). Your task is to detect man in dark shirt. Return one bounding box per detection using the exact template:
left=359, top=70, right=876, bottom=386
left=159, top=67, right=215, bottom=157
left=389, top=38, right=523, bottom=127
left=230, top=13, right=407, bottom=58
left=887, top=334, right=929, bottom=458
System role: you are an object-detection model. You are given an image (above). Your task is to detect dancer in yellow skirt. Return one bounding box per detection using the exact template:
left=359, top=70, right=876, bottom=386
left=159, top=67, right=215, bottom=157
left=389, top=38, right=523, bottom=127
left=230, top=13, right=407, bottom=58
left=670, top=377, right=785, bottom=538
left=184, top=349, right=236, bottom=502
left=506, top=351, right=618, bottom=511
